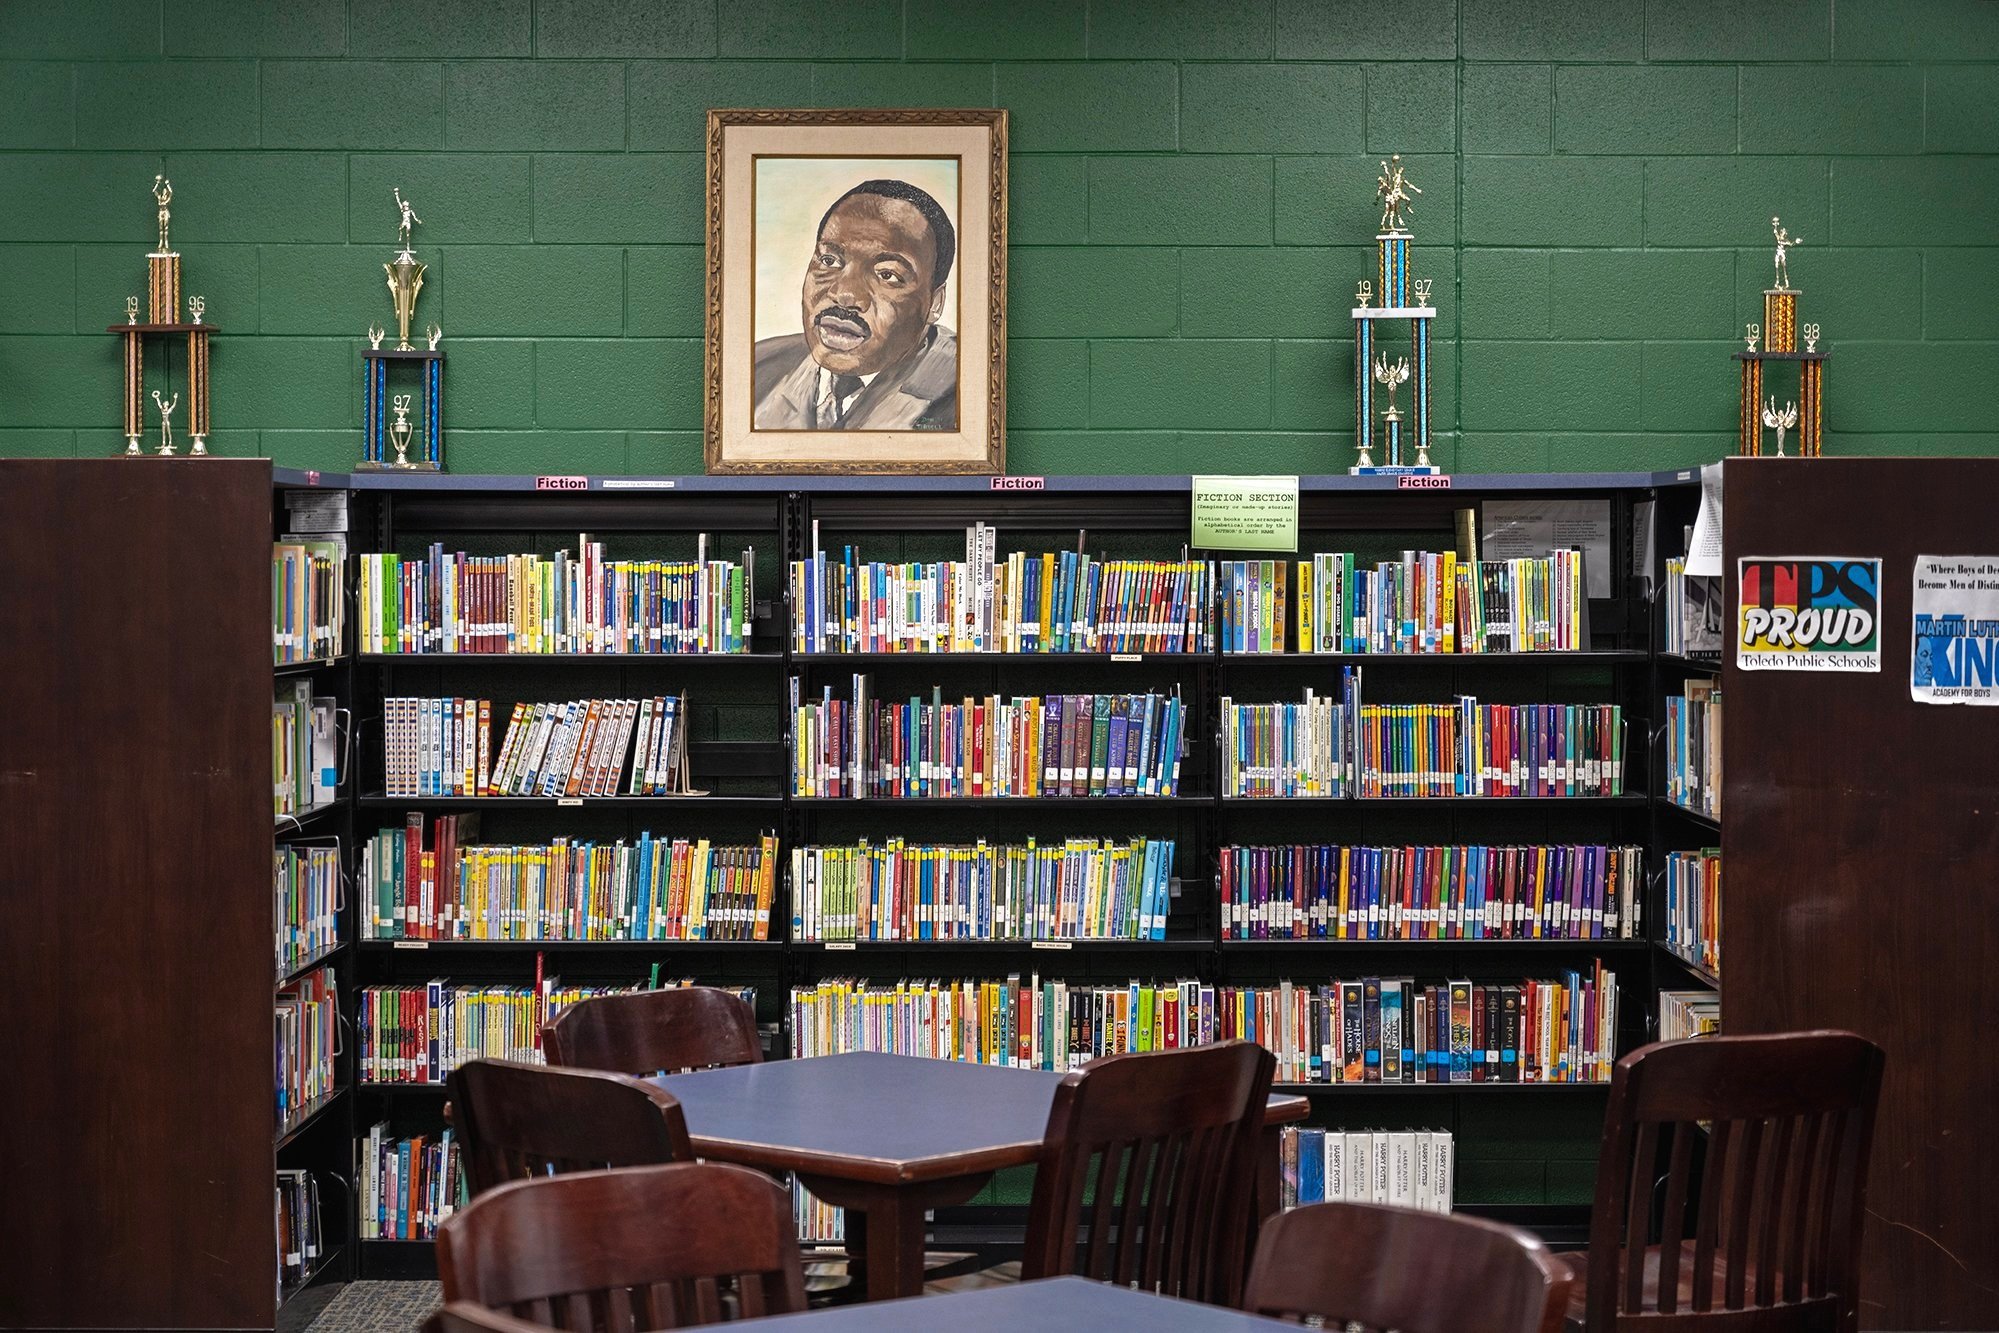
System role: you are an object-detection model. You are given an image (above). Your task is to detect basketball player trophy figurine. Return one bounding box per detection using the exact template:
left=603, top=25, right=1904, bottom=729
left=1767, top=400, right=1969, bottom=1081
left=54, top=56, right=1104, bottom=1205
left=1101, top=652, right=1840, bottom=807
left=1350, top=156, right=1440, bottom=475
left=360, top=187, right=446, bottom=470
left=1733, top=216, right=1828, bottom=457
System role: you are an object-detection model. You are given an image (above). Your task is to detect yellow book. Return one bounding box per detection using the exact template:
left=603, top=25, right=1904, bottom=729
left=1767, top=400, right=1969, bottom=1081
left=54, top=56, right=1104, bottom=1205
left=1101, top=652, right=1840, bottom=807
left=1297, top=558, right=1313, bottom=654
left=688, top=838, right=712, bottom=938
left=1440, top=552, right=1456, bottom=652
left=1039, top=552, right=1056, bottom=647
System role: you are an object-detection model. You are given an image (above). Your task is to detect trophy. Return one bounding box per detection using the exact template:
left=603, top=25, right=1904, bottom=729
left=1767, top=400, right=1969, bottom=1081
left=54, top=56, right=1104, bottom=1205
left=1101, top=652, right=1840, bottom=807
left=111, top=177, right=215, bottom=457
left=359, top=188, right=445, bottom=470
left=1732, top=215, right=1827, bottom=457
left=1349, top=156, right=1439, bottom=475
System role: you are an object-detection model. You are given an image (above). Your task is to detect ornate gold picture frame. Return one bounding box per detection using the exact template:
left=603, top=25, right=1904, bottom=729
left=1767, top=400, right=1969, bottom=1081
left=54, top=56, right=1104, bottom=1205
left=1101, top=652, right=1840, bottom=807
left=704, top=108, right=1007, bottom=475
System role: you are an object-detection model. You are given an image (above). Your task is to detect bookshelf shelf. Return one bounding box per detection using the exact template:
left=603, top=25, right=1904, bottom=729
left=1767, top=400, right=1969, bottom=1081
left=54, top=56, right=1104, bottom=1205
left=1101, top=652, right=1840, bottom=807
left=1271, top=1081, right=1611, bottom=1094
left=1329, top=795, right=1647, bottom=808
left=1218, top=650, right=1648, bottom=667
left=276, top=1241, right=347, bottom=1317
left=1660, top=800, right=1721, bottom=833
left=794, top=936, right=1217, bottom=952
left=360, top=652, right=785, bottom=667
left=357, top=1082, right=450, bottom=1095
left=280, top=943, right=347, bottom=987
left=275, top=655, right=345, bottom=677
left=356, top=938, right=781, bottom=953
left=276, top=1087, right=347, bottom=1150
left=1657, top=652, right=1722, bottom=675
left=788, top=795, right=1211, bottom=808
left=791, top=651, right=1206, bottom=665
left=1219, top=937, right=1651, bottom=952
left=358, top=794, right=784, bottom=810
left=1657, top=945, right=1721, bottom=991
left=276, top=801, right=343, bottom=834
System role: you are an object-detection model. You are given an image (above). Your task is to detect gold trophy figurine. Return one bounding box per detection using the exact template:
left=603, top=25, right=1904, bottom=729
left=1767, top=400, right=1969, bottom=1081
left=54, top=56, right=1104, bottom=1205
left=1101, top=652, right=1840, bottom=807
left=1771, top=217, right=1802, bottom=291
left=384, top=188, right=426, bottom=351
left=151, top=389, right=179, bottom=457
left=387, top=393, right=415, bottom=467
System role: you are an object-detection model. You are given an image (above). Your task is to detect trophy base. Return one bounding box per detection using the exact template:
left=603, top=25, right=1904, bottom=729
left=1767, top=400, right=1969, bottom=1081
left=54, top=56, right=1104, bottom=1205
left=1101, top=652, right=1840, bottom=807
left=355, top=459, right=443, bottom=472
left=1349, top=465, right=1442, bottom=477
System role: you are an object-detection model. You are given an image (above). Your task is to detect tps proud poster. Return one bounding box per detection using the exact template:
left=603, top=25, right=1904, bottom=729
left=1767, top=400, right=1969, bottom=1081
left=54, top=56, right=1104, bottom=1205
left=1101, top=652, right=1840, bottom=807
left=1736, top=557, right=1882, bottom=673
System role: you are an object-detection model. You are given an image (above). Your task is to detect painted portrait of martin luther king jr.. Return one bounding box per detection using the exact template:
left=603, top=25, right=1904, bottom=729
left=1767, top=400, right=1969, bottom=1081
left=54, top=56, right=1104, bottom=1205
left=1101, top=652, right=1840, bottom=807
left=752, top=165, right=959, bottom=432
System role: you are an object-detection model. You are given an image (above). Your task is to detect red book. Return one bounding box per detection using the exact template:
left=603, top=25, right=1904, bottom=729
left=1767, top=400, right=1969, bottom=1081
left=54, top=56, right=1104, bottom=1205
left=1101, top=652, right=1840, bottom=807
left=403, top=814, right=425, bottom=938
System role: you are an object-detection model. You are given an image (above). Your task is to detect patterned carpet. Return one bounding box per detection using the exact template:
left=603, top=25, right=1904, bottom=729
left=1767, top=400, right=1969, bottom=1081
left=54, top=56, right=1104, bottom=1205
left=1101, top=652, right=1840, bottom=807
left=305, top=1281, right=440, bottom=1331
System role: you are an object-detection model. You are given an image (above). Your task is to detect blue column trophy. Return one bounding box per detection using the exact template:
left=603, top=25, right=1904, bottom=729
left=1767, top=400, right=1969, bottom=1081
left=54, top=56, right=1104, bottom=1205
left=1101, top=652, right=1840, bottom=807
left=359, top=188, right=444, bottom=471
left=1350, top=156, right=1439, bottom=476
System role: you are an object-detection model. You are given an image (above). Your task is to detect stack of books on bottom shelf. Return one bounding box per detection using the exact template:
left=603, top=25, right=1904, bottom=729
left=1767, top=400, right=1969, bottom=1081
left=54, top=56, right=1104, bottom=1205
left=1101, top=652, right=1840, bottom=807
left=788, top=968, right=1615, bottom=1084
left=359, top=979, right=755, bottom=1084
left=1660, top=989, right=1721, bottom=1041
left=275, top=1169, right=326, bottom=1291
left=276, top=966, right=338, bottom=1129
left=796, top=1183, right=844, bottom=1246
left=359, top=1125, right=463, bottom=1241
left=1279, top=1127, right=1454, bottom=1213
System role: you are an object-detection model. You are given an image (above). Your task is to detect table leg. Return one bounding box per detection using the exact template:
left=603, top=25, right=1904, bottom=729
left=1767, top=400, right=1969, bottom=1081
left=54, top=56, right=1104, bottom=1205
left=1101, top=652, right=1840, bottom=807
left=796, top=1171, right=993, bottom=1302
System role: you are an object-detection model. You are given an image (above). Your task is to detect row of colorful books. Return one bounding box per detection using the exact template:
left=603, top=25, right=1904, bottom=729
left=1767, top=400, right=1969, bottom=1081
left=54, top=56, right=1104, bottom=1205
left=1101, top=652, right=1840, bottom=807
left=1223, top=549, right=1586, bottom=655
left=1665, top=684, right=1722, bottom=819
left=382, top=693, right=687, bottom=798
left=276, top=843, right=341, bottom=973
left=357, top=979, right=743, bottom=1084
left=1663, top=848, right=1721, bottom=975
left=359, top=818, right=778, bottom=942
left=787, top=969, right=1617, bottom=1084
left=1355, top=697, right=1626, bottom=799
left=356, top=536, right=755, bottom=655
left=1221, top=843, right=1645, bottom=941
left=796, top=1184, right=844, bottom=1245
left=789, top=679, right=1189, bottom=799
left=273, top=538, right=344, bottom=665
left=275, top=1170, right=327, bottom=1291
left=358, top=1124, right=463, bottom=1241
left=1220, top=688, right=1349, bottom=797
left=276, top=966, right=338, bottom=1127
left=1659, top=988, right=1721, bottom=1040
left=1279, top=1127, right=1454, bottom=1214
left=790, top=837, right=1177, bottom=943
left=274, top=681, right=337, bottom=816
left=791, top=524, right=1215, bottom=655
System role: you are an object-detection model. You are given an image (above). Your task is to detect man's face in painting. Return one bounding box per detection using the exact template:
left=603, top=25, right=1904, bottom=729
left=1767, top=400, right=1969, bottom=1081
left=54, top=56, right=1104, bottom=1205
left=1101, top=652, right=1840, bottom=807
left=800, top=192, right=946, bottom=378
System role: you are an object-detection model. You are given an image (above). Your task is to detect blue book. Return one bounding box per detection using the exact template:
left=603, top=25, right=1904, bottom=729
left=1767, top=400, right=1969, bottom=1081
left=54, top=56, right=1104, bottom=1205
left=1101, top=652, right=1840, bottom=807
left=1299, top=1128, right=1326, bottom=1204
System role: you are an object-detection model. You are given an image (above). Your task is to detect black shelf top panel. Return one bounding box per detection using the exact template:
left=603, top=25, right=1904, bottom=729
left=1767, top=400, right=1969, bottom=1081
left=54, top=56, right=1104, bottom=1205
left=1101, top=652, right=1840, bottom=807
left=358, top=1081, right=449, bottom=1094
left=273, top=468, right=1700, bottom=496
left=358, top=794, right=784, bottom=809
left=793, top=651, right=1206, bottom=665
left=275, top=1087, right=346, bottom=1149
left=358, top=937, right=781, bottom=952
left=1657, top=653, right=1723, bottom=674
left=360, top=652, right=785, bottom=667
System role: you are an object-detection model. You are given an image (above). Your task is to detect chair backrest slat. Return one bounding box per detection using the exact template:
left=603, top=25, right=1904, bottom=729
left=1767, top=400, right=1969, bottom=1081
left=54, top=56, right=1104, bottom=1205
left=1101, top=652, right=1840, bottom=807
left=1582, top=1031, right=1884, bottom=1333
left=1020, top=1041, right=1274, bottom=1306
left=542, top=987, right=760, bottom=1076
left=437, top=1162, right=807, bottom=1331
left=1242, top=1200, right=1572, bottom=1333
left=446, top=1059, right=693, bottom=1199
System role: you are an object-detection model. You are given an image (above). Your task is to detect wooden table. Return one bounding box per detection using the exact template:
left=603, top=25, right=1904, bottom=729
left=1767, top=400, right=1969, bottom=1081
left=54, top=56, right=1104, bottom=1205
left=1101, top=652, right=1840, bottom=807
left=654, top=1052, right=1308, bottom=1303
left=704, top=1275, right=1300, bottom=1329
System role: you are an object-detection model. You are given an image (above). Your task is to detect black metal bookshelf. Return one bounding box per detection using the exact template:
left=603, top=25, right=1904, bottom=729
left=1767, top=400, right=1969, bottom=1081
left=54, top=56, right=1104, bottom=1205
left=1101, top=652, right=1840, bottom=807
left=266, top=466, right=1708, bottom=1273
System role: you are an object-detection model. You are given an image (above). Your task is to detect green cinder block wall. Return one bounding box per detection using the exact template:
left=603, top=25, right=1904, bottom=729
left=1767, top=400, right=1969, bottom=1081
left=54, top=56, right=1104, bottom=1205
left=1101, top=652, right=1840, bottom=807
left=3, top=0, right=1997, bottom=476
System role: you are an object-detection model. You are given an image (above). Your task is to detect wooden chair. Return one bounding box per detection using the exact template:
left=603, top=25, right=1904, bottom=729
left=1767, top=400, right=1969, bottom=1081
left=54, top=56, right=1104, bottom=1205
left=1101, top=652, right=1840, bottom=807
left=445, top=1058, right=693, bottom=1197
left=1564, top=1030, right=1885, bottom=1332
left=1243, top=1201, right=1573, bottom=1333
left=930, top=1040, right=1274, bottom=1303
left=424, top=1303, right=550, bottom=1333
left=542, top=986, right=762, bottom=1075
left=437, top=1162, right=808, bottom=1329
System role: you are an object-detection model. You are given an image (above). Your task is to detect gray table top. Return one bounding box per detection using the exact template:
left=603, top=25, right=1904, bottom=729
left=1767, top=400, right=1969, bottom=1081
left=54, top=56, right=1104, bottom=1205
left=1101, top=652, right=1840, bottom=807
left=715, top=1276, right=1299, bottom=1330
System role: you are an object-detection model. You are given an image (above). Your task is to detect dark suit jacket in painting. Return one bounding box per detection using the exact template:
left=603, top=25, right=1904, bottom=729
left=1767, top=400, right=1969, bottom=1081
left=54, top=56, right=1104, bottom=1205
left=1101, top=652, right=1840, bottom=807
left=752, top=326, right=959, bottom=431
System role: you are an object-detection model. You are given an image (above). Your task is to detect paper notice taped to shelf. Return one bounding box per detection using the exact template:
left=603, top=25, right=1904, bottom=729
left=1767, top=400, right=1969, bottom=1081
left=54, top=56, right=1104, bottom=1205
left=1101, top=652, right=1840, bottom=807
left=1481, top=499, right=1612, bottom=598
left=1685, top=462, right=1724, bottom=578
left=1191, top=475, right=1299, bottom=552
left=1912, top=555, right=1999, bottom=705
